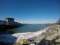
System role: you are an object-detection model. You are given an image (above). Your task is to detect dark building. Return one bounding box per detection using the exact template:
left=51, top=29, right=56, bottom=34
left=0, top=18, right=22, bottom=33
left=6, top=18, right=14, bottom=22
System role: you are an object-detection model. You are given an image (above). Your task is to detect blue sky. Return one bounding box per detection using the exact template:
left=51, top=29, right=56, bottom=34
left=0, top=0, right=60, bottom=24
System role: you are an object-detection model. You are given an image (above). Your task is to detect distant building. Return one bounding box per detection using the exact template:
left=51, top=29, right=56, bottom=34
left=0, top=17, right=23, bottom=34
left=6, top=18, right=14, bottom=22
left=6, top=18, right=15, bottom=25
left=0, top=18, right=22, bottom=30
left=0, top=18, right=15, bottom=25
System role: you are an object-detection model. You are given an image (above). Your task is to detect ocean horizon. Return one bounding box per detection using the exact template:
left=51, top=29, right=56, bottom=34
left=12, top=24, right=49, bottom=33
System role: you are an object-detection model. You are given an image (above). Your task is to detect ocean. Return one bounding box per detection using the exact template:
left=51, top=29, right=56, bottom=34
left=0, top=24, right=50, bottom=44
left=12, top=24, right=49, bottom=33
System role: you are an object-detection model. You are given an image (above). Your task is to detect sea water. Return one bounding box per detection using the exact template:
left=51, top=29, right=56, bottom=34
left=12, top=24, right=49, bottom=33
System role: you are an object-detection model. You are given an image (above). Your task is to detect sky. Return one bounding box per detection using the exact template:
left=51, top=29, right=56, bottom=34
left=0, top=0, right=60, bottom=24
